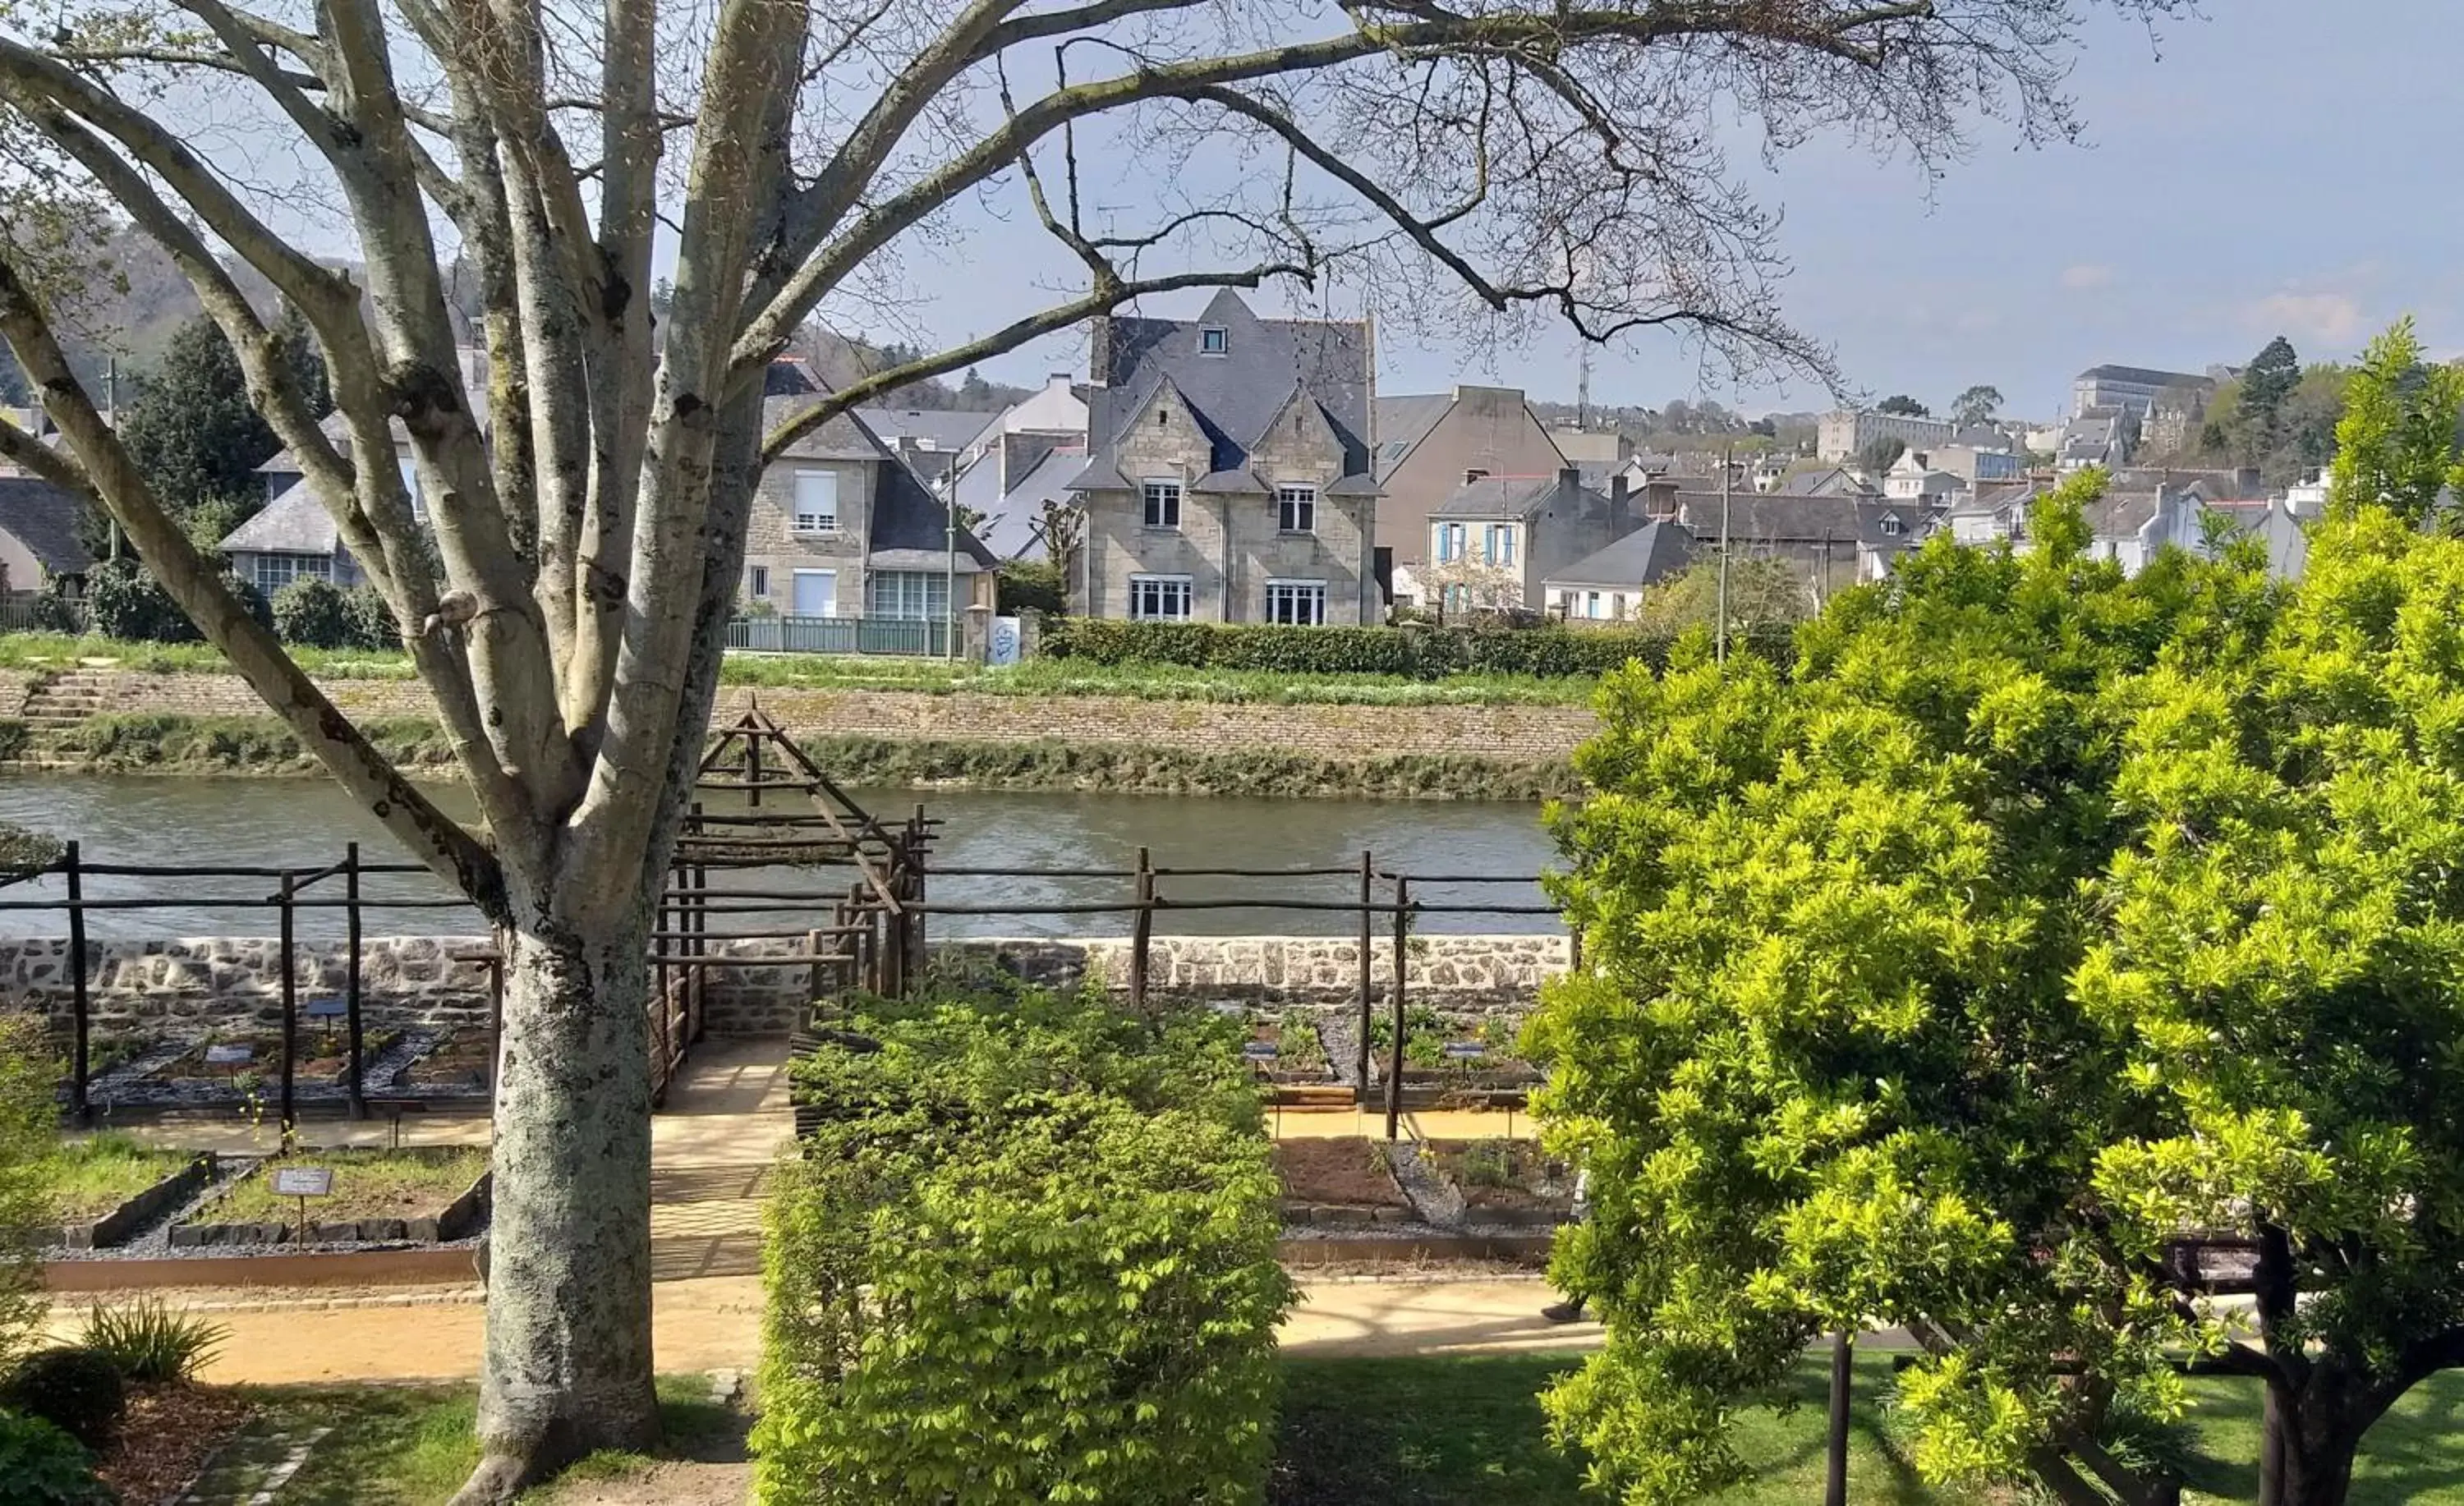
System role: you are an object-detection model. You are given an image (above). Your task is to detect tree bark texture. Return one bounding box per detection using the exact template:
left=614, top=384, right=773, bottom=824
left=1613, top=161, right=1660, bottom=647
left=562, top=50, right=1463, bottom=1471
left=452, top=904, right=660, bottom=1503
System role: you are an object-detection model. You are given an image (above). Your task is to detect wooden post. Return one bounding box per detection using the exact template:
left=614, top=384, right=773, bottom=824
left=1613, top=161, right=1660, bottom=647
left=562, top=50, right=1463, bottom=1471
left=278, top=872, right=297, bottom=1143
left=1386, top=875, right=1409, bottom=1142
left=1826, top=1331, right=1853, bottom=1506
left=1569, top=920, right=1584, bottom=975
left=747, top=728, right=764, bottom=809
left=65, top=841, right=90, bottom=1125
left=688, top=802, right=706, bottom=1042
left=1355, top=850, right=1373, bottom=1103
left=485, top=940, right=506, bottom=1104
left=345, top=843, right=366, bottom=1119
left=1129, top=846, right=1154, bottom=1017
left=908, top=804, right=930, bottom=980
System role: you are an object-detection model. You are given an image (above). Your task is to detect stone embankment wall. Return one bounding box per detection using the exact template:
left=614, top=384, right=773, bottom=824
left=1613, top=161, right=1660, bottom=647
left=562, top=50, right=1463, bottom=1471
left=4, top=668, right=1595, bottom=764
left=0, top=932, right=1570, bottom=1040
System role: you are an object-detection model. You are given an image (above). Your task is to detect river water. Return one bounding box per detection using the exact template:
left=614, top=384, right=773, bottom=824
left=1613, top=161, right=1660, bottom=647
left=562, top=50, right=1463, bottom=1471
left=0, top=774, right=1563, bottom=940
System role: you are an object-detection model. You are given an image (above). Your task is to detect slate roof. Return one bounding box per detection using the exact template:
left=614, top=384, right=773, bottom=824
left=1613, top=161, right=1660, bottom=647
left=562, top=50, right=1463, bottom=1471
left=1671, top=493, right=1925, bottom=554
left=866, top=445, right=998, bottom=573
left=977, top=443, right=1085, bottom=560
left=1372, top=393, right=1453, bottom=479
left=765, top=394, right=899, bottom=462
left=1432, top=475, right=1564, bottom=521
left=0, top=475, right=96, bottom=576
left=2077, top=364, right=2213, bottom=390
left=857, top=407, right=997, bottom=452
left=1780, top=466, right=1880, bottom=498
left=1544, top=521, right=1696, bottom=590
left=1083, top=289, right=1372, bottom=483
left=222, top=483, right=340, bottom=555
left=1955, top=483, right=2049, bottom=519
left=2084, top=492, right=2161, bottom=539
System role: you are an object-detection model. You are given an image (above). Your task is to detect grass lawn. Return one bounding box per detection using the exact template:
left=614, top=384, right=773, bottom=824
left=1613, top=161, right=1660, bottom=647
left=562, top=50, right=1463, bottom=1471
left=0, top=630, right=1601, bottom=707
left=1274, top=1352, right=2464, bottom=1504
left=46, top=1132, right=203, bottom=1223
left=186, top=1375, right=729, bottom=1504
left=213, top=1147, right=489, bottom=1225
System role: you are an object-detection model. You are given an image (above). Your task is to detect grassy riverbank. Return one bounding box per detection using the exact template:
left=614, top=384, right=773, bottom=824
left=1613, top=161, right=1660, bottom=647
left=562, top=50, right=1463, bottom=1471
left=0, top=714, right=1574, bottom=800
left=0, top=631, right=1602, bottom=707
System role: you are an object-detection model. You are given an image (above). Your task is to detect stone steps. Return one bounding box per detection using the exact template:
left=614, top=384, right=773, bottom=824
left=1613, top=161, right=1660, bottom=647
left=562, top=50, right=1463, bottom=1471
left=19, top=669, right=122, bottom=728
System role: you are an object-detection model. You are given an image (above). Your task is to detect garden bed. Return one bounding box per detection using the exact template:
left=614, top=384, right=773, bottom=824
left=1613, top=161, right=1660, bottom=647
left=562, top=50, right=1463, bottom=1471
left=1422, top=1139, right=1576, bottom=1228
left=384, top=1030, right=493, bottom=1094
left=34, top=1136, right=217, bottom=1249
left=1248, top=1012, right=1336, bottom=1086
left=169, top=1146, right=490, bottom=1247
left=1367, top=1007, right=1542, bottom=1098
left=1273, top=1136, right=1415, bottom=1226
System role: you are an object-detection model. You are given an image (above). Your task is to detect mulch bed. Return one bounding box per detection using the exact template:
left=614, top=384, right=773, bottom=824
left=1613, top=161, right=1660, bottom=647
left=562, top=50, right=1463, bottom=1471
left=98, top=1383, right=256, bottom=1504
left=1272, top=1137, right=1413, bottom=1210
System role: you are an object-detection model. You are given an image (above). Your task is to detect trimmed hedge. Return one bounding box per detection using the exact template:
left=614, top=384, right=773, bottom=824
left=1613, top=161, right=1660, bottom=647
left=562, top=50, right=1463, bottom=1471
left=271, top=579, right=398, bottom=650
left=1041, top=618, right=1796, bottom=679
left=755, top=983, right=1292, bottom=1505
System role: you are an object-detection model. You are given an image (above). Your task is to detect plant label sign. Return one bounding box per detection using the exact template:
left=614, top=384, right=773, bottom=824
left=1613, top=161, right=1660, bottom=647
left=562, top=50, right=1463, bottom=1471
left=273, top=1167, right=333, bottom=1197
left=304, top=998, right=348, bottom=1021
left=1443, top=1042, right=1487, bottom=1060
left=1242, top=1041, right=1280, bottom=1063
left=204, top=1043, right=255, bottom=1065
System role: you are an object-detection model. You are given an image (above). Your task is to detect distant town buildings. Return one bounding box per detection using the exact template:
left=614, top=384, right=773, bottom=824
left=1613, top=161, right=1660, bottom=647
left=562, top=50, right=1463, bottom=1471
left=2071, top=364, right=2215, bottom=420
left=1817, top=408, right=1956, bottom=462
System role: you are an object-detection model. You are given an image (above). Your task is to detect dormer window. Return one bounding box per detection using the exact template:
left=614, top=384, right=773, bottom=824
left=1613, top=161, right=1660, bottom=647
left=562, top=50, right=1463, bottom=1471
left=1464, top=467, right=1489, bottom=485
left=1881, top=513, right=1905, bottom=536
left=1198, top=326, right=1229, bottom=356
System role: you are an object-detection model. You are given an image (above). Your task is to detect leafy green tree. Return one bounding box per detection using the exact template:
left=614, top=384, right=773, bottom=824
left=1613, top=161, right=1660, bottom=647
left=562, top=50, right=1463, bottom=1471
left=1855, top=434, right=1905, bottom=475
left=1630, top=556, right=1809, bottom=636
left=2326, top=318, right=2464, bottom=526
left=1531, top=428, right=2464, bottom=1505
left=2241, top=334, right=2301, bottom=449
left=1949, top=383, right=2002, bottom=427
left=1876, top=393, right=1930, bottom=417
left=116, top=310, right=329, bottom=551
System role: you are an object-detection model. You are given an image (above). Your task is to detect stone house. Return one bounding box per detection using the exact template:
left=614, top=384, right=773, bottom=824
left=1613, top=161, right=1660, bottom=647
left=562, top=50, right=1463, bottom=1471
left=1067, top=290, right=1378, bottom=625
left=1667, top=492, right=1925, bottom=593
left=1427, top=468, right=1637, bottom=612
left=1373, top=385, right=1580, bottom=598
left=742, top=393, right=995, bottom=622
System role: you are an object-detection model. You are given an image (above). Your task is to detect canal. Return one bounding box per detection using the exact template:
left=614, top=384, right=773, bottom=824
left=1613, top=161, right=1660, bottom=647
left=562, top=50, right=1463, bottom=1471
left=0, top=774, right=1563, bottom=939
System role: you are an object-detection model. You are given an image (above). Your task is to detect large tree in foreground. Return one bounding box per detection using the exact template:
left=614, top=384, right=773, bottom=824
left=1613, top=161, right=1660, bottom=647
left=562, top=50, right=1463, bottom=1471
left=0, top=1, right=2186, bottom=1497
left=1533, top=441, right=2464, bottom=1504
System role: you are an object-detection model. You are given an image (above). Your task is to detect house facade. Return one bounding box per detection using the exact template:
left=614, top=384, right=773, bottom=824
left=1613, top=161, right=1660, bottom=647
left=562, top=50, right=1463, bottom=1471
left=1372, top=385, right=1570, bottom=584
left=1541, top=521, right=1694, bottom=620
left=1817, top=408, right=1956, bottom=462
left=2072, top=364, right=2215, bottom=420
left=0, top=476, right=95, bottom=598
left=1068, top=291, right=1378, bottom=625
left=947, top=374, right=1091, bottom=561
left=1427, top=469, right=1636, bottom=611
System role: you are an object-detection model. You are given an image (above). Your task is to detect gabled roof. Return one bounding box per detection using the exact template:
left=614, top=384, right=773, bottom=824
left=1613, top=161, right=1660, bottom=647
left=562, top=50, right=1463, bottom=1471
left=765, top=393, right=898, bottom=461
left=222, top=482, right=341, bottom=556
left=857, top=407, right=997, bottom=452
left=977, top=443, right=1085, bottom=560
left=1372, top=393, right=1453, bottom=479
left=1085, top=289, right=1371, bottom=482
left=1544, top=521, right=1696, bottom=591
left=0, top=475, right=96, bottom=576
left=2084, top=493, right=2161, bottom=539
left=865, top=453, right=997, bottom=572
left=1432, top=475, right=1563, bottom=521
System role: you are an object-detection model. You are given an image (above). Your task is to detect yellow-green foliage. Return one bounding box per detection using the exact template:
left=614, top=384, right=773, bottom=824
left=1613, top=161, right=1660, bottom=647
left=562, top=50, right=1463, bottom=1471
left=754, top=984, right=1292, bottom=1504
left=0, top=1014, right=57, bottom=1365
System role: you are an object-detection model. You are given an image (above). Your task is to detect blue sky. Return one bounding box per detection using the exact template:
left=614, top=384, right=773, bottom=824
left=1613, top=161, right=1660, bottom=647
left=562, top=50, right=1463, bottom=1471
left=925, top=0, right=2455, bottom=421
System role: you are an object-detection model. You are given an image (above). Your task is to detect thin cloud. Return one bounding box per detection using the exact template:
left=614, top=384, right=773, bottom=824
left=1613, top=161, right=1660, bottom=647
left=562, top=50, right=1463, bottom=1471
left=2060, top=264, right=2117, bottom=292
left=2246, top=290, right=2366, bottom=348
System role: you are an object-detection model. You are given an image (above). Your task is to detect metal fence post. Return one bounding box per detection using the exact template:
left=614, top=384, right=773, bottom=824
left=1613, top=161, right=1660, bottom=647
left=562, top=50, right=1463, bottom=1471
left=345, top=842, right=366, bottom=1119
left=1355, top=851, right=1373, bottom=1103
left=278, top=872, right=297, bottom=1144
left=65, top=841, right=90, bottom=1125
left=1386, top=875, right=1409, bottom=1142
left=1129, top=846, right=1153, bottom=1017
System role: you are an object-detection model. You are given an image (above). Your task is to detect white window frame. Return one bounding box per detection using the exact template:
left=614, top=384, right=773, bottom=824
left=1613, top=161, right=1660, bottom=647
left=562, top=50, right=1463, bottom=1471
left=1127, top=573, right=1193, bottom=620
left=1486, top=524, right=1517, bottom=566
left=1198, top=326, right=1230, bottom=356
left=1142, top=478, right=1183, bottom=530
left=1437, top=522, right=1465, bottom=562
left=792, top=469, right=840, bottom=533
left=397, top=455, right=426, bottom=523
left=1264, top=578, right=1328, bottom=627
left=1881, top=513, right=1906, bottom=536
left=1276, top=484, right=1317, bottom=535
left=788, top=567, right=839, bottom=618
left=252, top=553, right=333, bottom=595
left=868, top=569, right=949, bottom=622
left=747, top=565, right=770, bottom=599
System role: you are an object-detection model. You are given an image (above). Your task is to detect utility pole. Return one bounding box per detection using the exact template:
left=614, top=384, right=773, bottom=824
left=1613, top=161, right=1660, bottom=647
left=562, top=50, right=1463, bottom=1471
left=1717, top=444, right=1733, bottom=665
left=942, top=498, right=958, bottom=661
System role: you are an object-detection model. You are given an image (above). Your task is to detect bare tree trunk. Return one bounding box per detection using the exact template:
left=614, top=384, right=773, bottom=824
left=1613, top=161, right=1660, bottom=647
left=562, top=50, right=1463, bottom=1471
left=452, top=896, right=660, bottom=1504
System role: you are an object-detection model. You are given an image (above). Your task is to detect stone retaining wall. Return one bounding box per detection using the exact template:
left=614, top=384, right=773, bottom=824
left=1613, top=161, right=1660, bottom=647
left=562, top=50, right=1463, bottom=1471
left=6, top=668, right=1595, bottom=763
left=0, top=932, right=1568, bottom=1041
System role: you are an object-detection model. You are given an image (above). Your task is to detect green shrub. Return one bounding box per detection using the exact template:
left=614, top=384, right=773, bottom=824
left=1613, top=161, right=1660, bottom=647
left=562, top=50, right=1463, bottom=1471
left=2, top=1350, right=125, bottom=1450
left=271, top=577, right=356, bottom=648
left=78, top=1297, right=226, bottom=1384
left=0, top=1015, right=51, bottom=1368
left=80, top=558, right=270, bottom=644
left=995, top=558, right=1068, bottom=617
left=23, top=591, right=81, bottom=635
left=0, top=1410, right=113, bottom=1505
left=1040, top=618, right=1795, bottom=681
left=342, top=585, right=400, bottom=650
left=754, top=984, right=1292, bottom=1504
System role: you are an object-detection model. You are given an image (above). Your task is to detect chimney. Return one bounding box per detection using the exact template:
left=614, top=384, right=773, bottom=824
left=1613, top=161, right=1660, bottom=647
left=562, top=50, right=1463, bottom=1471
left=1558, top=466, right=1581, bottom=517
left=1609, top=475, right=1632, bottom=536
left=1088, top=316, right=1113, bottom=387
